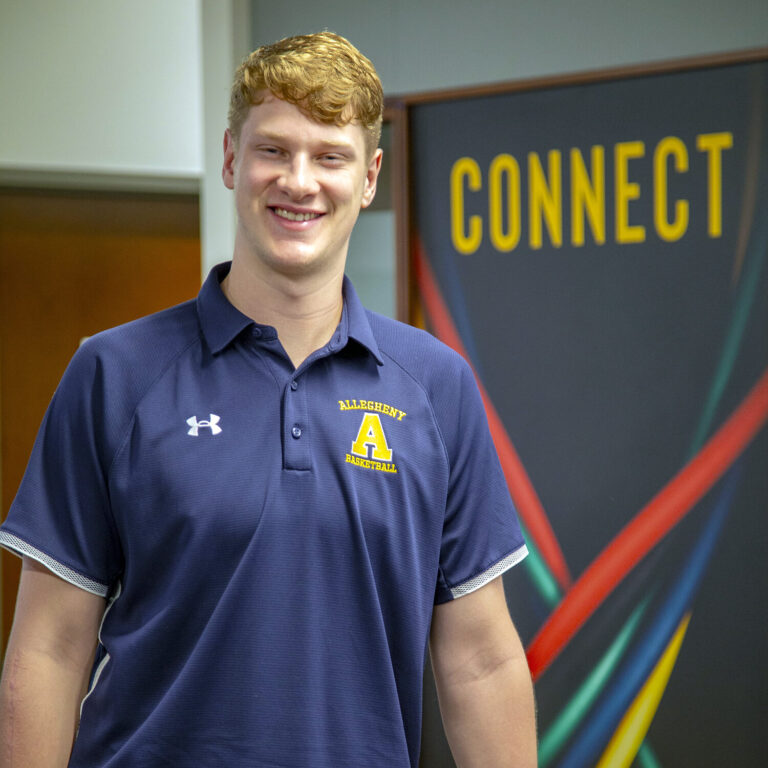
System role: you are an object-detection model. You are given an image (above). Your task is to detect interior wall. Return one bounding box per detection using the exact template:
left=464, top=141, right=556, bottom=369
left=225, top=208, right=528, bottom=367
left=0, top=0, right=202, bottom=179
left=200, top=0, right=253, bottom=278
left=250, top=0, right=768, bottom=94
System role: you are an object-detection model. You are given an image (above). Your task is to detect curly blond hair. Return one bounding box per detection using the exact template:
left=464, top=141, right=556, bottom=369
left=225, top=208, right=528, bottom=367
left=228, top=32, right=383, bottom=158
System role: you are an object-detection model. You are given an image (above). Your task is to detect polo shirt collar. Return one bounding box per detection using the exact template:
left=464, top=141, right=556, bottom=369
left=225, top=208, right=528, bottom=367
left=341, top=275, right=384, bottom=365
left=197, top=262, right=383, bottom=365
left=197, top=262, right=254, bottom=354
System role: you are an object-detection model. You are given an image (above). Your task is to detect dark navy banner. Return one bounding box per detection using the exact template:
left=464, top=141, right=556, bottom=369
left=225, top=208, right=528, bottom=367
left=409, top=58, right=768, bottom=767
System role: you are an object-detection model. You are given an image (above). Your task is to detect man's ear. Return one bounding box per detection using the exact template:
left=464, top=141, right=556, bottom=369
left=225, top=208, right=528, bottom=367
left=222, top=129, right=236, bottom=190
left=361, top=148, right=383, bottom=209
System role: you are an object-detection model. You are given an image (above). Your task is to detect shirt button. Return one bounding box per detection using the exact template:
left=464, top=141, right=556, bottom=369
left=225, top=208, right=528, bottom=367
left=251, top=327, right=262, bottom=339
left=290, top=380, right=298, bottom=391
left=291, top=425, right=302, bottom=439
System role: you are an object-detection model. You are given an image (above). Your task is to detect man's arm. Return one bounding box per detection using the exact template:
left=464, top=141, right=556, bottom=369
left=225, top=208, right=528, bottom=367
left=0, top=557, right=105, bottom=767
left=429, top=576, right=537, bottom=768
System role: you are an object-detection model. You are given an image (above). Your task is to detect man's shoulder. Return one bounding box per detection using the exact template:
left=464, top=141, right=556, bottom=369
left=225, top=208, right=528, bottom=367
left=80, top=298, right=199, bottom=364
left=364, top=310, right=473, bottom=383
left=62, top=298, right=201, bottom=405
left=364, top=311, right=487, bottom=455
left=35, top=298, right=202, bottom=456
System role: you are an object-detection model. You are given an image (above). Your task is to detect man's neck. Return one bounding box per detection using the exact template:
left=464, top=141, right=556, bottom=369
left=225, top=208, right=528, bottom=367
left=222, top=257, right=344, bottom=370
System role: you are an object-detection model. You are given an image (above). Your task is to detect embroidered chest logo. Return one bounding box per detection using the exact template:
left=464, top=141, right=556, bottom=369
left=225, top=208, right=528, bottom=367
left=186, top=414, right=222, bottom=436
left=339, top=399, right=406, bottom=474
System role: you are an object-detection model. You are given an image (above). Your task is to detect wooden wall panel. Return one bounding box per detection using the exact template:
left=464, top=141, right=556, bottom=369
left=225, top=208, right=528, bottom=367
left=0, top=188, right=201, bottom=656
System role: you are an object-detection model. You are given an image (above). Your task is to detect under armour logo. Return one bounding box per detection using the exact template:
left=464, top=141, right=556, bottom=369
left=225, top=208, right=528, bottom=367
left=187, top=414, right=222, bottom=436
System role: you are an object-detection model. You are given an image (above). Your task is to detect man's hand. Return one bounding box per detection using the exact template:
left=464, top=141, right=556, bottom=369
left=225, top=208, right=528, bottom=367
left=0, top=557, right=105, bottom=767
left=430, top=576, right=536, bottom=768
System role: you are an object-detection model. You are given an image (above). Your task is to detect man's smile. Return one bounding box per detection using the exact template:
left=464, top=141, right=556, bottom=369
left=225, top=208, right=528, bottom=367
left=270, top=206, right=324, bottom=223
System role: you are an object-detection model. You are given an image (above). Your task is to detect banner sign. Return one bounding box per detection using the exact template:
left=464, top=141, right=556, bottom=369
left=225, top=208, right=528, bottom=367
left=406, top=54, right=768, bottom=766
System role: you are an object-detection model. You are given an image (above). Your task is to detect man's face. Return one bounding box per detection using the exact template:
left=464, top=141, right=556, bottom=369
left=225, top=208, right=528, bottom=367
left=223, top=94, right=382, bottom=280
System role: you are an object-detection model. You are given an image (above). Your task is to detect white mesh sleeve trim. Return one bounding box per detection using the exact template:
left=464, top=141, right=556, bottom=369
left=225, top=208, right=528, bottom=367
left=449, top=544, right=529, bottom=599
left=0, top=531, right=109, bottom=597
left=80, top=580, right=122, bottom=719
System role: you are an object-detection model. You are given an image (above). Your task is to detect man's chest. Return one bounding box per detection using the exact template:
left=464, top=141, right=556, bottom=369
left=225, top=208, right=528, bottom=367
left=107, top=352, right=449, bottom=581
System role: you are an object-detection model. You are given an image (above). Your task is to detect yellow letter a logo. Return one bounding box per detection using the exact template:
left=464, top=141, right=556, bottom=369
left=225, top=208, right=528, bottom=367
left=351, top=412, right=393, bottom=461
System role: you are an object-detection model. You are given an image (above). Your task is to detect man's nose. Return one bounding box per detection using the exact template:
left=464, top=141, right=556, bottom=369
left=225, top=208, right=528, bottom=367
left=277, top=155, right=319, bottom=198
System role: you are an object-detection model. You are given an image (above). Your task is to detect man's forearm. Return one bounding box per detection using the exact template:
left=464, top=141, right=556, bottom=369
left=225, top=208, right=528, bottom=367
left=0, top=645, right=87, bottom=767
left=435, top=653, right=537, bottom=768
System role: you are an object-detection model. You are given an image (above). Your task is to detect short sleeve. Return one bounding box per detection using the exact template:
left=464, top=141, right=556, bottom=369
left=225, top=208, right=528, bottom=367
left=0, top=344, right=123, bottom=596
left=433, top=359, right=527, bottom=604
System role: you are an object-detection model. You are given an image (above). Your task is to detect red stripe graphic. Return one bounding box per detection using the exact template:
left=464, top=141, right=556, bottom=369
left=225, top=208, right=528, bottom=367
left=412, top=240, right=572, bottom=591
left=526, top=366, right=768, bottom=679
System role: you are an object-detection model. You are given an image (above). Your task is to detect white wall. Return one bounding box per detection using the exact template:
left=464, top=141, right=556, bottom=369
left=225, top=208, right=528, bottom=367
left=250, top=0, right=768, bottom=94
left=200, top=0, right=251, bottom=277
left=0, top=0, right=202, bottom=180
left=199, top=0, right=253, bottom=278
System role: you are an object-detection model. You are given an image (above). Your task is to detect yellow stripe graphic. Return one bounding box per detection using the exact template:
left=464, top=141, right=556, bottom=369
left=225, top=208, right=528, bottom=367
left=595, top=613, right=691, bottom=768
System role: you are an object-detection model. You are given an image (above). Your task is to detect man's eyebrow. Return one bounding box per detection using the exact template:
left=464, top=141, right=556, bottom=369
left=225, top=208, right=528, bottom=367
left=317, top=140, right=357, bottom=153
left=249, top=130, right=291, bottom=143
left=250, top=131, right=357, bottom=153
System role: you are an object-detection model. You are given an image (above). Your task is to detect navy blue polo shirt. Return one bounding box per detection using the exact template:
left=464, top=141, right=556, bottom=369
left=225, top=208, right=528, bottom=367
left=0, top=263, right=527, bottom=768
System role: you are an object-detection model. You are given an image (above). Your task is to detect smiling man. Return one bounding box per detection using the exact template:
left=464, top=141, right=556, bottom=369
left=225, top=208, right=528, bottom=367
left=0, top=33, right=536, bottom=767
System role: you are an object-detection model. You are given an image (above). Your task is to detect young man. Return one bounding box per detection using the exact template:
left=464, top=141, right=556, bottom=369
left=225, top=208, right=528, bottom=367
left=0, top=33, right=536, bottom=767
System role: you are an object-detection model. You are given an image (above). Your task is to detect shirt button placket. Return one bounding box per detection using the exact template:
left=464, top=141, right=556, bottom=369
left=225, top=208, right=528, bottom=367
left=283, top=376, right=311, bottom=470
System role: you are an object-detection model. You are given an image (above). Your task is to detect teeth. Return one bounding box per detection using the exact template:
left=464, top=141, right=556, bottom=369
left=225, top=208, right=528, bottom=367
left=274, top=208, right=320, bottom=222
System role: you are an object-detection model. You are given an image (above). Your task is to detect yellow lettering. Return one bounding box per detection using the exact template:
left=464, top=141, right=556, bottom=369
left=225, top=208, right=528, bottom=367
left=696, top=132, right=732, bottom=238
left=338, top=399, right=405, bottom=419
left=570, top=146, right=605, bottom=246
left=615, top=141, right=646, bottom=244
left=489, top=153, right=521, bottom=252
left=351, top=413, right=393, bottom=462
left=654, top=136, right=689, bottom=242
left=528, top=150, right=563, bottom=249
left=450, top=157, right=482, bottom=254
